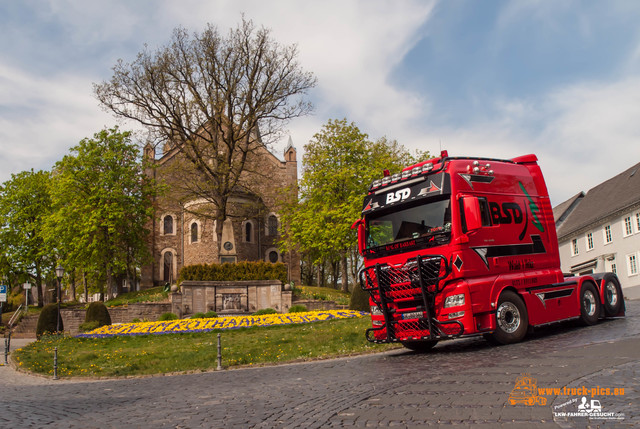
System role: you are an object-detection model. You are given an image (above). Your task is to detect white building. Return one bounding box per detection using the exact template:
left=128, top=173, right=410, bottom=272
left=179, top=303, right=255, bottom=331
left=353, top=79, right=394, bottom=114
left=554, top=162, right=640, bottom=299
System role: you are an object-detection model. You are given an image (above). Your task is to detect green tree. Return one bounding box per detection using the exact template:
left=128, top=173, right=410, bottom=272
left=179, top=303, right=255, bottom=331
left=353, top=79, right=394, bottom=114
left=47, top=127, right=157, bottom=300
left=0, top=170, right=54, bottom=307
left=94, top=18, right=316, bottom=252
left=279, top=119, right=427, bottom=291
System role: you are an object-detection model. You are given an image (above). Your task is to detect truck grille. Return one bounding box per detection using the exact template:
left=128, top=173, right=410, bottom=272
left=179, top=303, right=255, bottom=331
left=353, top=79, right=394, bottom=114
left=360, top=255, right=463, bottom=342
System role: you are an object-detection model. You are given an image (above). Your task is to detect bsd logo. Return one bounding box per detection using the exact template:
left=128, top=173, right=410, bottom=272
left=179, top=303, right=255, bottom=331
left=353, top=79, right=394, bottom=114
left=386, top=188, right=411, bottom=204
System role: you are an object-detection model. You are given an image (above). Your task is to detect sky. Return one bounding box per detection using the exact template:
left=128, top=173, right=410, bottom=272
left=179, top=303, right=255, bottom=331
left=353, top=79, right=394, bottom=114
left=2, top=0, right=640, bottom=206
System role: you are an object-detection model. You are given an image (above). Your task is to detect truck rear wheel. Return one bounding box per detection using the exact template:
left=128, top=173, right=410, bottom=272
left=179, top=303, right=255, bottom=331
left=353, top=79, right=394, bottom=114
left=490, top=291, right=528, bottom=345
left=602, top=276, right=622, bottom=316
left=401, top=340, right=438, bottom=352
left=579, top=282, right=601, bottom=325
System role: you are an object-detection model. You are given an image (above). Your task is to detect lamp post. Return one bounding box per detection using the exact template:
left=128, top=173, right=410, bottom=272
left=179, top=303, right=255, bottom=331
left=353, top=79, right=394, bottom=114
left=55, top=265, right=64, bottom=334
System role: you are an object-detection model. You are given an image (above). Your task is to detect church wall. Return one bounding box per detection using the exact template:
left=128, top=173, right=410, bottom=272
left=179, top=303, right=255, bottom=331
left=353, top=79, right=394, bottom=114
left=141, top=141, right=301, bottom=288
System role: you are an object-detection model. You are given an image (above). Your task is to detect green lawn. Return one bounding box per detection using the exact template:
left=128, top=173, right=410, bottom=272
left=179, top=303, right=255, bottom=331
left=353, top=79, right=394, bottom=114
left=13, top=316, right=397, bottom=378
left=104, top=286, right=169, bottom=307
left=296, top=286, right=351, bottom=305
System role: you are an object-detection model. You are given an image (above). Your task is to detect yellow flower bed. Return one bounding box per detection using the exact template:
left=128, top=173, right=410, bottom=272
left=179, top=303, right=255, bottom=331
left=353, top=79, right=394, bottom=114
left=78, top=310, right=367, bottom=338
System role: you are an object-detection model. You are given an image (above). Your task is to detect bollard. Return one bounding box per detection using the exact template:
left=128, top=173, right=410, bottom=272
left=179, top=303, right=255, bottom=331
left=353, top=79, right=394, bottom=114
left=53, top=347, right=59, bottom=380
left=216, top=333, right=222, bottom=371
left=3, top=337, right=7, bottom=365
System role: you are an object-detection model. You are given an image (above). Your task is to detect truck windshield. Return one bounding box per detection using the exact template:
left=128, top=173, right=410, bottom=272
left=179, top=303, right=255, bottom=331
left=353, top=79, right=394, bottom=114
left=366, top=199, right=451, bottom=250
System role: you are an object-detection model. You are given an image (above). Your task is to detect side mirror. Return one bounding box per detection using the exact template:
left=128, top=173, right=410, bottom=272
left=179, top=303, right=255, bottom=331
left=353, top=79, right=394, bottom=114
left=462, top=196, right=482, bottom=232
left=351, top=219, right=366, bottom=255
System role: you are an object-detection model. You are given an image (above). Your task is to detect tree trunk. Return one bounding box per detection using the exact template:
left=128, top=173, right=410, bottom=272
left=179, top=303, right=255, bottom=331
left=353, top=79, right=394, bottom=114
left=35, top=264, right=44, bottom=307
left=83, top=271, right=88, bottom=303
left=331, top=260, right=339, bottom=289
left=341, top=252, right=349, bottom=292
left=70, top=271, right=76, bottom=301
left=349, top=248, right=360, bottom=293
left=105, top=264, right=113, bottom=301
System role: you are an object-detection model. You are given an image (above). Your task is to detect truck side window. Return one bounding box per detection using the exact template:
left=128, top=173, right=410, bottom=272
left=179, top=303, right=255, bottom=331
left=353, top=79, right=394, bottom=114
left=478, top=197, right=492, bottom=226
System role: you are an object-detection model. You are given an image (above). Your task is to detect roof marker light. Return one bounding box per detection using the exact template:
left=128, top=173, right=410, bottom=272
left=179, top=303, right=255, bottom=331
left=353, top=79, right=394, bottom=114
left=422, top=163, right=433, bottom=173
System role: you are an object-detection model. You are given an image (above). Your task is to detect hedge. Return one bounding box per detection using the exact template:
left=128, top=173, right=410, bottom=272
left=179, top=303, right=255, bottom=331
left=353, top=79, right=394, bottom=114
left=178, top=261, right=288, bottom=285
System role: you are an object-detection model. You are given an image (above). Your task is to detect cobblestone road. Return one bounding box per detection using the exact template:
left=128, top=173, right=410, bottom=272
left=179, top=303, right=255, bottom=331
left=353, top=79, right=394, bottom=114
left=1, top=301, right=639, bottom=428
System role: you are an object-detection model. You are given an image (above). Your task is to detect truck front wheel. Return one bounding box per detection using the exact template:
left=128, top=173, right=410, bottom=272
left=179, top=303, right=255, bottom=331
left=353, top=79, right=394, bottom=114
left=401, top=340, right=438, bottom=352
left=490, top=291, right=529, bottom=345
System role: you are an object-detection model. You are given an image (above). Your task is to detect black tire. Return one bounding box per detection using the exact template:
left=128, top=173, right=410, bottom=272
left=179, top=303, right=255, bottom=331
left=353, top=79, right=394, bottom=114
left=401, top=340, right=438, bottom=352
left=601, top=276, right=623, bottom=316
left=489, top=291, right=528, bottom=345
left=579, top=282, right=601, bottom=325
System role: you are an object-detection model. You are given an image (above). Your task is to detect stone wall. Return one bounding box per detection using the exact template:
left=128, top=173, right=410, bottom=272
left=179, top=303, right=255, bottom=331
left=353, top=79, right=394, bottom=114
left=178, top=280, right=292, bottom=316
left=60, top=303, right=172, bottom=335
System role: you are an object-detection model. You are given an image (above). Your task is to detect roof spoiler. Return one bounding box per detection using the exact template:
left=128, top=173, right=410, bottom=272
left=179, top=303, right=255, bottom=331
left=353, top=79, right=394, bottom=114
left=511, top=154, right=538, bottom=164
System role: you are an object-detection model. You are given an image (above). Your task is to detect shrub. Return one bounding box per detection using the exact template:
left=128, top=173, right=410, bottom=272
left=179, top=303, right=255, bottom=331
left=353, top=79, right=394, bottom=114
left=191, top=312, right=206, bottom=319
left=85, top=302, right=112, bottom=327
left=158, top=312, right=178, bottom=321
left=252, top=308, right=277, bottom=316
left=178, top=261, right=288, bottom=285
left=288, top=305, right=307, bottom=313
left=349, top=284, right=371, bottom=312
left=36, top=304, right=63, bottom=338
left=78, top=320, right=100, bottom=333
left=132, top=318, right=141, bottom=323
left=203, top=311, right=218, bottom=318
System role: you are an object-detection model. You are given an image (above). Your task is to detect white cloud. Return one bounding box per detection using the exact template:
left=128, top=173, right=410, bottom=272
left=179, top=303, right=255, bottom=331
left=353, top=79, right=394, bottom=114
left=0, top=63, right=116, bottom=177
left=393, top=76, right=640, bottom=207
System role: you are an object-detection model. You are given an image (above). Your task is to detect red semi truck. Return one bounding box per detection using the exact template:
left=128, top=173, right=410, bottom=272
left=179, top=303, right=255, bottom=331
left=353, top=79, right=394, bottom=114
left=354, top=151, right=625, bottom=351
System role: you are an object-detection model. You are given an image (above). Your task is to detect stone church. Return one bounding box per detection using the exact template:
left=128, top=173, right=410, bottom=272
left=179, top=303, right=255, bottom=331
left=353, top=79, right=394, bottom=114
left=140, top=136, right=301, bottom=289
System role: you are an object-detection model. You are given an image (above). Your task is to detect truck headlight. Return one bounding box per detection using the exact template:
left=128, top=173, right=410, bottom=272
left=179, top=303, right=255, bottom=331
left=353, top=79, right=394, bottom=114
left=444, top=293, right=465, bottom=308
left=370, top=305, right=383, bottom=316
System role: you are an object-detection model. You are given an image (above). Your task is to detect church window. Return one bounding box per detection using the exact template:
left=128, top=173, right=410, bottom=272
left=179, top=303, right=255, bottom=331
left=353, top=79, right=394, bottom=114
left=268, top=215, right=279, bottom=236
left=190, top=222, right=199, bottom=243
left=163, top=215, right=174, bottom=235
left=242, top=220, right=253, bottom=243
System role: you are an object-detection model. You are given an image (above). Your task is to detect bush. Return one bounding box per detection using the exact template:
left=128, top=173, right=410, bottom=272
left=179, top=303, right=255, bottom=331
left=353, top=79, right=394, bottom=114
left=252, top=308, right=277, bottom=316
left=158, top=312, right=178, bottom=321
left=36, top=304, right=63, bottom=338
left=191, top=312, right=206, bottom=319
left=178, top=261, right=288, bottom=285
left=7, top=289, right=26, bottom=312
left=203, top=311, right=218, bottom=318
left=349, top=283, right=371, bottom=312
left=132, top=318, right=141, bottom=323
left=78, top=320, right=100, bottom=333
left=85, top=302, right=112, bottom=328
left=288, top=305, right=307, bottom=313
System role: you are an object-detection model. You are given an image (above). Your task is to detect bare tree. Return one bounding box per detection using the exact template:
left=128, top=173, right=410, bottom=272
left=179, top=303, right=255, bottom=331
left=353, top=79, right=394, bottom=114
left=94, top=18, right=316, bottom=247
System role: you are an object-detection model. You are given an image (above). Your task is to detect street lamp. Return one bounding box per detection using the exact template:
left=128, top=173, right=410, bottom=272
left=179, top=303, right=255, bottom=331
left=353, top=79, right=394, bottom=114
left=55, top=265, right=64, bottom=334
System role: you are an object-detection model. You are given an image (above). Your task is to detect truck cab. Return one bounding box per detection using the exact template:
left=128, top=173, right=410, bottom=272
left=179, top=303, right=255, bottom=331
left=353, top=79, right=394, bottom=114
left=356, top=152, right=624, bottom=349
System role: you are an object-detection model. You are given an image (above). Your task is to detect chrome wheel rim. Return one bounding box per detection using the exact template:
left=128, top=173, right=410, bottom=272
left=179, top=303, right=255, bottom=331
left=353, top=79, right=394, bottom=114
left=583, top=290, right=597, bottom=316
left=497, top=302, right=520, bottom=334
left=605, top=282, right=618, bottom=307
